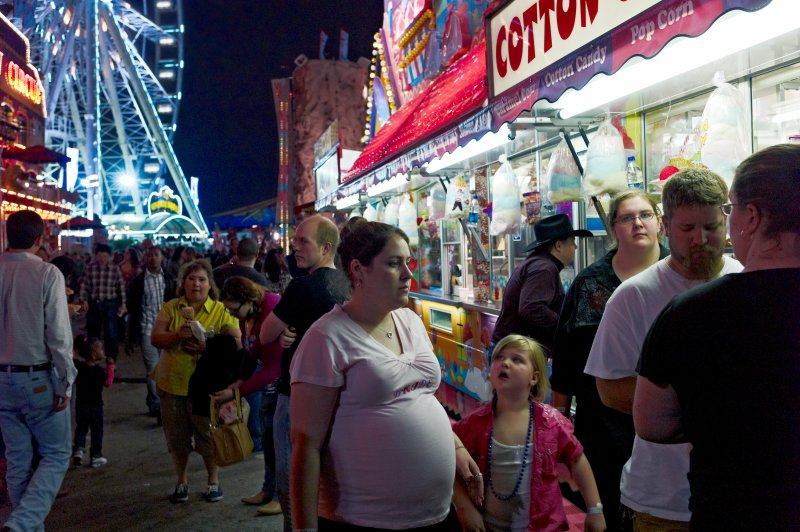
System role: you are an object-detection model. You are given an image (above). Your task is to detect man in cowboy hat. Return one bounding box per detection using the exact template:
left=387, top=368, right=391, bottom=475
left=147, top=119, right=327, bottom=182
left=491, top=214, right=592, bottom=351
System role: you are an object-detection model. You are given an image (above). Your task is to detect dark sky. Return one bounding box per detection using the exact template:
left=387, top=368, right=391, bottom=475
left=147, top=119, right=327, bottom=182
left=173, top=1, right=384, bottom=217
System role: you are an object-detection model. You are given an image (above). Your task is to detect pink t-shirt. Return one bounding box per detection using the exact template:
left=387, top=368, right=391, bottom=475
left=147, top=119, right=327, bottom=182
left=291, top=305, right=455, bottom=529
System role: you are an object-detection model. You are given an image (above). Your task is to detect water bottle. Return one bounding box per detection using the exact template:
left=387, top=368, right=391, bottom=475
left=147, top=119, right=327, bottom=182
left=468, top=194, right=480, bottom=224
left=626, top=156, right=644, bottom=190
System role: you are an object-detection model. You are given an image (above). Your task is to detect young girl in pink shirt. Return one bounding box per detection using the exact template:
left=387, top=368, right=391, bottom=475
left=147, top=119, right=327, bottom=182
left=453, top=334, right=606, bottom=531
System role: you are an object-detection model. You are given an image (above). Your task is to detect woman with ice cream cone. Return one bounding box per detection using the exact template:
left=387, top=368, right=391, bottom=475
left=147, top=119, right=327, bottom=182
left=151, top=259, right=241, bottom=504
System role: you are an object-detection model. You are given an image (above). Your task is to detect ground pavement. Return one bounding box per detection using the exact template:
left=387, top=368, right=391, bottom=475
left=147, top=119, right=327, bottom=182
left=0, top=350, right=284, bottom=532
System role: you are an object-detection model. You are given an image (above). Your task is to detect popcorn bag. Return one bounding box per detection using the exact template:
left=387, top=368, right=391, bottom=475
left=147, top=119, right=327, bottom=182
left=700, top=72, right=750, bottom=186
left=490, top=155, right=521, bottom=236
left=445, top=175, right=470, bottom=219
left=583, top=119, right=628, bottom=196
left=546, top=139, right=583, bottom=204
left=398, top=194, right=419, bottom=246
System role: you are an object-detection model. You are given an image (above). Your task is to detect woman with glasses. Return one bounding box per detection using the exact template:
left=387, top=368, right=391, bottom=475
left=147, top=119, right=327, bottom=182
left=551, top=190, right=667, bottom=530
left=212, top=276, right=293, bottom=517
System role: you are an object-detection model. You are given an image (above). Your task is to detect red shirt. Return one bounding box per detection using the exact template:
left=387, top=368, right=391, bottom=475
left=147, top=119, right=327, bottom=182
left=238, top=292, right=282, bottom=396
left=453, top=401, right=584, bottom=531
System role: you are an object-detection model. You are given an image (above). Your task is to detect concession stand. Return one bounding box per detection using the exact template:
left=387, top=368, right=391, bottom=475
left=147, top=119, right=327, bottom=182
left=0, top=12, right=74, bottom=251
left=320, top=0, right=800, bottom=415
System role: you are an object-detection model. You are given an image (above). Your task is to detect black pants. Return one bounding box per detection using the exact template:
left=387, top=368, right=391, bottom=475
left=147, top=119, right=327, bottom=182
left=73, top=403, right=104, bottom=458
left=318, top=505, right=461, bottom=531
left=87, top=298, right=120, bottom=361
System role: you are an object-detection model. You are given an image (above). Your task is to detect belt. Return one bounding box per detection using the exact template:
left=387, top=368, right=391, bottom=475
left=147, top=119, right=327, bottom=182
left=0, top=362, right=52, bottom=373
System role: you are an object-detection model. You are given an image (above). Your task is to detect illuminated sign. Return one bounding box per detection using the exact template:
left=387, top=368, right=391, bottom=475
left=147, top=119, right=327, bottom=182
left=147, top=185, right=183, bottom=216
left=2, top=55, right=44, bottom=105
left=487, top=0, right=661, bottom=97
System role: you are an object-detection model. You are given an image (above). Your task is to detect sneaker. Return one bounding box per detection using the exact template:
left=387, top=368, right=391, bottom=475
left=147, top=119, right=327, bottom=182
left=90, top=456, right=108, bottom=468
left=71, top=449, right=84, bottom=467
left=204, top=484, right=223, bottom=502
left=170, top=484, right=189, bottom=503
left=257, top=500, right=283, bottom=515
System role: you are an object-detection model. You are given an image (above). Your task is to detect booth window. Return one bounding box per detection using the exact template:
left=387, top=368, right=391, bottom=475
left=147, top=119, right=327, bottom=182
left=752, top=65, right=800, bottom=149
left=16, top=115, right=26, bottom=146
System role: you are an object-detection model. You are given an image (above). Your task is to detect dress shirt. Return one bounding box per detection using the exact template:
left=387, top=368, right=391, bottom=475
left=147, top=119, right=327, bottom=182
left=142, top=269, right=165, bottom=334
left=0, top=252, right=77, bottom=397
left=80, top=261, right=126, bottom=305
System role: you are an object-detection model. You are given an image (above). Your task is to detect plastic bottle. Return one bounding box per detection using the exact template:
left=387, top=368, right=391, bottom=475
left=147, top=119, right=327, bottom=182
left=626, top=156, right=644, bottom=190
left=468, top=194, right=480, bottom=224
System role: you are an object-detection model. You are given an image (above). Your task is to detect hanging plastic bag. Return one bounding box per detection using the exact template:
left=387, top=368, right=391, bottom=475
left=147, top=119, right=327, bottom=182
left=363, top=202, right=378, bottom=222
left=700, top=72, right=750, bottom=186
left=440, top=9, right=471, bottom=68
left=490, top=155, right=521, bottom=236
left=398, top=194, right=419, bottom=245
left=583, top=119, right=628, bottom=197
left=384, top=196, right=400, bottom=227
left=423, top=31, right=443, bottom=81
left=427, top=183, right=447, bottom=221
left=375, top=201, right=386, bottom=222
left=545, top=139, right=583, bottom=204
left=445, top=175, right=470, bottom=219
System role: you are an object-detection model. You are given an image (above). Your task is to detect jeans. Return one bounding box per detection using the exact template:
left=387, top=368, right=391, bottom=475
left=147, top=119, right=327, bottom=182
left=140, top=333, right=160, bottom=413
left=260, top=386, right=278, bottom=498
left=87, top=298, right=120, bottom=361
left=73, top=403, right=104, bottom=458
left=245, top=390, right=263, bottom=452
left=274, top=392, right=292, bottom=532
left=0, top=369, right=71, bottom=532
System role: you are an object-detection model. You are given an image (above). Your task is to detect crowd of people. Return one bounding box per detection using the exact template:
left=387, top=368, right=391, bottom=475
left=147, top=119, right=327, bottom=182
left=0, top=144, right=797, bottom=531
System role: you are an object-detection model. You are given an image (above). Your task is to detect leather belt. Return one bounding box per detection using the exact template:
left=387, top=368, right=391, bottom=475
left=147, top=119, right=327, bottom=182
left=0, top=362, right=52, bottom=373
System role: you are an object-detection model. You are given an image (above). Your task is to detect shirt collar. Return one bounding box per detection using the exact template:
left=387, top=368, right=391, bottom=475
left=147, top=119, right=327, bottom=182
left=177, top=295, right=215, bottom=314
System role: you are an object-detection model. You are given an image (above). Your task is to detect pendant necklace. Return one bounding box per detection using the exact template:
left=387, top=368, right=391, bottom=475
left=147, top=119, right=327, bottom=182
left=487, top=400, right=534, bottom=501
left=374, top=318, right=394, bottom=339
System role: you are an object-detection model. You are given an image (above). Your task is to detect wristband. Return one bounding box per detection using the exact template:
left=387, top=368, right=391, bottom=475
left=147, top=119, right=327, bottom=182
left=587, top=502, right=604, bottom=515
left=455, top=445, right=466, bottom=451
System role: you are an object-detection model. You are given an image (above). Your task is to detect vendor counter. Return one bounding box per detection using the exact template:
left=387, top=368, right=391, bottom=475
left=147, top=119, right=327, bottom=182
left=409, top=291, right=499, bottom=417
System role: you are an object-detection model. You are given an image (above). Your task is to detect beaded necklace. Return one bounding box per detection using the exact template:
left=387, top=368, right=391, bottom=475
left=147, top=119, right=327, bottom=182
left=487, top=400, right=533, bottom=501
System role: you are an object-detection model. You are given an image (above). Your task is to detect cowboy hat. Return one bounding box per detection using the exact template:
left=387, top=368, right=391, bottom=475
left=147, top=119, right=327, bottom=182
left=524, top=214, right=593, bottom=253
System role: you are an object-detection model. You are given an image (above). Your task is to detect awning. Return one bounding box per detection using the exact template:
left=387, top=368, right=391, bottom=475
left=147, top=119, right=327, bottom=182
left=59, top=216, right=104, bottom=230
left=208, top=198, right=277, bottom=229
left=343, top=40, right=489, bottom=183
left=487, top=0, right=781, bottom=125
left=2, top=145, right=71, bottom=165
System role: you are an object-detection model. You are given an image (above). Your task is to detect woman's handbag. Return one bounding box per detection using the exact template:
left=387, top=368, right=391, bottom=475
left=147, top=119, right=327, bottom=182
left=209, top=388, right=253, bottom=467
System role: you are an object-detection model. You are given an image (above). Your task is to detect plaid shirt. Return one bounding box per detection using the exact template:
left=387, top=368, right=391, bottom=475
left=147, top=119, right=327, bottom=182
left=80, top=261, right=126, bottom=305
left=141, top=269, right=165, bottom=334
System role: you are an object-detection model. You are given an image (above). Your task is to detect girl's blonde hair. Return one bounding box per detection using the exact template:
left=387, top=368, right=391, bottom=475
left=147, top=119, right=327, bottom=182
left=491, top=334, right=550, bottom=402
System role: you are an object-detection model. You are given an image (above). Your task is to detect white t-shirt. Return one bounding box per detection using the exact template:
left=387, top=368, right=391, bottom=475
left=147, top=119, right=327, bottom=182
left=290, top=305, right=455, bottom=529
left=584, top=256, right=742, bottom=521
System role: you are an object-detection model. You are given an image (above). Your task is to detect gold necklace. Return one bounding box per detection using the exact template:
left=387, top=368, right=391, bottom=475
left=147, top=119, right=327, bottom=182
left=373, top=318, right=395, bottom=339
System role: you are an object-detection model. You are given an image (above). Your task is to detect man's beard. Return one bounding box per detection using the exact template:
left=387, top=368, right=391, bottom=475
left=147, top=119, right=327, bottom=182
left=681, top=245, right=723, bottom=280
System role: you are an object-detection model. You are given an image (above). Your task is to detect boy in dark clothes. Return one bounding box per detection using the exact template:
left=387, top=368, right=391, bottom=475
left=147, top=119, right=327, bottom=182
left=71, top=335, right=112, bottom=468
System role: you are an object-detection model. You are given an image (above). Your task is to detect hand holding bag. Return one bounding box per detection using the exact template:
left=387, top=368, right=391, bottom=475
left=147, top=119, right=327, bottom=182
left=209, top=388, right=253, bottom=467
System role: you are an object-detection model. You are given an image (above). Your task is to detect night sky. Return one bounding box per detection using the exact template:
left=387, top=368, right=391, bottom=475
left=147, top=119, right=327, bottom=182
left=172, top=1, right=384, bottom=218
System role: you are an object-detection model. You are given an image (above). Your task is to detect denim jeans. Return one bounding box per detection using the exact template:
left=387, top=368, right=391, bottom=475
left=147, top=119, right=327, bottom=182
left=87, top=298, right=120, bottom=361
left=0, top=368, right=71, bottom=532
left=260, top=386, right=278, bottom=498
left=245, top=390, right=263, bottom=452
left=140, top=333, right=160, bottom=413
left=274, top=392, right=292, bottom=532
left=73, top=403, right=104, bottom=458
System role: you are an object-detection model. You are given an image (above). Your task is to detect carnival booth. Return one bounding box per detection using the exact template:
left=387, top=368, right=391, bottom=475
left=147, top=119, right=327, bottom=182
left=320, top=0, right=800, bottom=415
left=0, top=13, right=75, bottom=250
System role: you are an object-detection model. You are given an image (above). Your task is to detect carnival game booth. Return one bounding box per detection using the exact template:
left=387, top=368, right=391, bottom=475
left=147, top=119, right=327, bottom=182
left=0, top=12, right=74, bottom=250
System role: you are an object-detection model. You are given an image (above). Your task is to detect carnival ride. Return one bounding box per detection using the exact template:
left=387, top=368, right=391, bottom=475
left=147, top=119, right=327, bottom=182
left=9, top=0, right=207, bottom=233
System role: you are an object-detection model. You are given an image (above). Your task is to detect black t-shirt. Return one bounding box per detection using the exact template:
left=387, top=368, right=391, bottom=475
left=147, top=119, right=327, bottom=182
left=213, top=264, right=269, bottom=291
left=74, top=360, right=106, bottom=407
left=639, top=269, right=800, bottom=530
left=272, top=267, right=349, bottom=395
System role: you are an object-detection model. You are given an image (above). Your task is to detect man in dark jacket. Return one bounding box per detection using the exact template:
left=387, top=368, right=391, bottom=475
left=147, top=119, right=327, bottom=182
left=492, top=214, right=592, bottom=352
left=127, top=246, right=176, bottom=417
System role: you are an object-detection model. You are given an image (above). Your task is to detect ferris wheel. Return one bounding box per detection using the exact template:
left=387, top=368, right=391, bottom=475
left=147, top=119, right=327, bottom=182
left=9, top=0, right=207, bottom=233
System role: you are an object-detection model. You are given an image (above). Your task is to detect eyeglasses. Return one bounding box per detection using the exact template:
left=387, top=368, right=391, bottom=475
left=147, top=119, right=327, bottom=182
left=615, top=211, right=656, bottom=225
left=225, top=302, right=243, bottom=316
left=720, top=203, right=738, bottom=216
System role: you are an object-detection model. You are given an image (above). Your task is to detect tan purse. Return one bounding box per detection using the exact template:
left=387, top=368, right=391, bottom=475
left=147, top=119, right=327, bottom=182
left=209, top=388, right=254, bottom=467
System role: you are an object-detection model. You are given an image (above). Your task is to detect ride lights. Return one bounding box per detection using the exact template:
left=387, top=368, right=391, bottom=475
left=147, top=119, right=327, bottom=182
left=159, top=36, right=176, bottom=46
left=158, top=69, right=175, bottom=80
left=156, top=1, right=173, bottom=9
left=157, top=103, right=173, bottom=114
left=424, top=124, right=513, bottom=173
